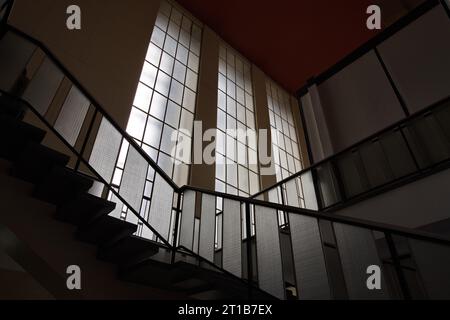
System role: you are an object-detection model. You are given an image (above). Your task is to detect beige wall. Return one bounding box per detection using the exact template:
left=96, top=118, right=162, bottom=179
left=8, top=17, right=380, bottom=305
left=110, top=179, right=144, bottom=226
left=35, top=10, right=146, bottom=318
left=189, top=26, right=219, bottom=189
left=252, top=65, right=276, bottom=191
left=9, top=0, right=160, bottom=129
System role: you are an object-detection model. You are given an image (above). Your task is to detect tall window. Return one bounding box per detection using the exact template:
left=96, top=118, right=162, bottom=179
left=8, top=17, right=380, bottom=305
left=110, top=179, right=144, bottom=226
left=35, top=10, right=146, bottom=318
left=214, top=43, right=259, bottom=250
left=111, top=1, right=202, bottom=230
left=266, top=79, right=304, bottom=182
left=215, top=44, right=260, bottom=197
left=266, top=79, right=307, bottom=213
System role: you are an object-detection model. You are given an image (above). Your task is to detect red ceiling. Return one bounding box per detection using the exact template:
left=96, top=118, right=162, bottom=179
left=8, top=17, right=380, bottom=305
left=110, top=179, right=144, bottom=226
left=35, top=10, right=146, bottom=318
left=177, top=0, right=386, bottom=93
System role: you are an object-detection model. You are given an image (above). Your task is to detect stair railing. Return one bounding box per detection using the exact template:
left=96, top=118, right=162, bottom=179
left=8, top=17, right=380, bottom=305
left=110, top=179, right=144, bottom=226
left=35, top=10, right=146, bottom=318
left=176, top=184, right=450, bottom=300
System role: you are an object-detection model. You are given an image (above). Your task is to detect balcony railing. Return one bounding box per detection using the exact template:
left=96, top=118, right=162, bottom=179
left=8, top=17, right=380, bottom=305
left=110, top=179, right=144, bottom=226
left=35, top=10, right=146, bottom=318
left=253, top=96, right=450, bottom=212
left=1, top=1, right=450, bottom=300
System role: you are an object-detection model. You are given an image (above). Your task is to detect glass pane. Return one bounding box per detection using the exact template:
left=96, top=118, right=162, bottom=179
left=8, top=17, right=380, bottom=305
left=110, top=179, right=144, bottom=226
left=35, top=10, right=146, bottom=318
left=155, top=71, right=171, bottom=96
left=160, top=124, right=176, bottom=154
left=289, top=214, right=330, bottom=299
left=179, top=109, right=194, bottom=136
left=199, top=193, right=216, bottom=262
left=222, top=199, right=242, bottom=277
left=54, top=86, right=90, bottom=146
left=149, top=91, right=167, bottom=119
left=186, top=69, right=198, bottom=91
left=182, top=87, right=196, bottom=113
left=151, top=26, right=165, bottom=48
left=169, top=79, right=184, bottom=105
left=163, top=35, right=177, bottom=56
left=148, top=174, right=174, bottom=241
left=119, top=146, right=148, bottom=219
left=188, top=52, right=199, bottom=72
left=159, top=53, right=174, bottom=75
left=180, top=190, right=196, bottom=250
left=254, top=206, right=285, bottom=299
left=167, top=20, right=180, bottom=40
left=126, top=107, right=147, bottom=140
left=146, top=43, right=162, bottom=66
left=143, top=116, right=163, bottom=148
left=217, top=109, right=226, bottom=131
left=141, top=62, right=158, bottom=88
left=173, top=60, right=186, bottom=83
left=165, top=100, right=181, bottom=128
left=89, top=118, right=122, bottom=183
left=176, top=44, right=189, bottom=65
left=334, top=223, right=389, bottom=299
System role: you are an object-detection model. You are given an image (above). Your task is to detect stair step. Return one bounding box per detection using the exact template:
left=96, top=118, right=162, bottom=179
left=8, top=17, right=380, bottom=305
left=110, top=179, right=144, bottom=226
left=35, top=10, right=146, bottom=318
left=55, top=192, right=116, bottom=226
left=0, top=94, right=27, bottom=120
left=174, top=262, right=276, bottom=300
left=98, top=235, right=160, bottom=264
left=0, top=116, right=46, bottom=161
left=76, top=215, right=137, bottom=246
left=119, top=258, right=182, bottom=288
left=34, top=166, right=93, bottom=205
left=12, top=142, right=70, bottom=183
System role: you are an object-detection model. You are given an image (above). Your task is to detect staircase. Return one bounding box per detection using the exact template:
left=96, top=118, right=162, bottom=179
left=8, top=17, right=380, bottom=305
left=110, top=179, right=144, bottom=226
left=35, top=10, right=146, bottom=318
left=0, top=94, right=274, bottom=300
left=1, top=17, right=450, bottom=300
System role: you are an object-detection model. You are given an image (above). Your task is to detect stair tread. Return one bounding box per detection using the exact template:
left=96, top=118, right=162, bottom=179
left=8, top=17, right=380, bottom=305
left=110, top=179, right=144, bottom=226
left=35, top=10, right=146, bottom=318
left=0, top=94, right=27, bottom=119
left=76, top=215, right=137, bottom=246
left=55, top=192, right=116, bottom=226
left=120, top=258, right=260, bottom=299
left=34, top=166, right=94, bottom=205
left=12, top=142, right=70, bottom=183
left=98, top=235, right=160, bottom=263
left=0, top=116, right=46, bottom=160
left=119, top=257, right=180, bottom=288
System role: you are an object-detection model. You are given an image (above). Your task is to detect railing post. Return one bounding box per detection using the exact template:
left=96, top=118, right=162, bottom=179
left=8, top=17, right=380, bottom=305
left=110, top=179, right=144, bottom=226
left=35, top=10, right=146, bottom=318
left=245, top=201, right=253, bottom=299
left=385, top=232, right=412, bottom=300
left=311, top=167, right=324, bottom=210
left=330, top=159, right=347, bottom=204
left=398, top=125, right=422, bottom=172
left=171, top=191, right=182, bottom=265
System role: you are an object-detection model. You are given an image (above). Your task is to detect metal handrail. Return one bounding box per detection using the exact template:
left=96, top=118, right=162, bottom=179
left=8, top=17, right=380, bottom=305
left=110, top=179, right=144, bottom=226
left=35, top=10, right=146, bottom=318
left=0, top=89, right=173, bottom=248
left=180, top=185, right=450, bottom=247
